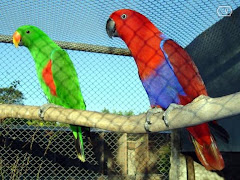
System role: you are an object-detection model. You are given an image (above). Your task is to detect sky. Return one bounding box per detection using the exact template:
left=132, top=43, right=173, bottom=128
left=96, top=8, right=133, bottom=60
left=0, top=0, right=239, bottom=114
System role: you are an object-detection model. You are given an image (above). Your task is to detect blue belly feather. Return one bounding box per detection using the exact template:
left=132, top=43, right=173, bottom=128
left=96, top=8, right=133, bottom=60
left=141, top=38, right=186, bottom=109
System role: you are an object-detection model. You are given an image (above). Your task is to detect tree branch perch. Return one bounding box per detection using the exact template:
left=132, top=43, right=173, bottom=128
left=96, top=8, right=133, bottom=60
left=0, top=92, right=239, bottom=133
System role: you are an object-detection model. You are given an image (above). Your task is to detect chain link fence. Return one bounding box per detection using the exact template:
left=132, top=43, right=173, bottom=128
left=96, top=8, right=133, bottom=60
left=1, top=1, right=240, bottom=180
left=1, top=119, right=171, bottom=179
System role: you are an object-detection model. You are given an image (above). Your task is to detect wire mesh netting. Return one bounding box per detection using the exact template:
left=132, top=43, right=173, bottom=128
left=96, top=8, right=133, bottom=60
left=1, top=121, right=171, bottom=179
left=1, top=0, right=240, bottom=180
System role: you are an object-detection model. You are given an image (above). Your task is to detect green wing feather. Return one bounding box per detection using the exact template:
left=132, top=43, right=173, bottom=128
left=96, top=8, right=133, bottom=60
left=51, top=49, right=86, bottom=162
left=50, top=49, right=86, bottom=110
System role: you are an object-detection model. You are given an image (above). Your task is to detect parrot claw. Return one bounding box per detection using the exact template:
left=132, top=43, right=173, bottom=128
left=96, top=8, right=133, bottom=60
left=145, top=107, right=163, bottom=132
left=163, top=103, right=183, bottom=127
left=144, top=120, right=152, bottom=132
left=39, top=103, right=60, bottom=120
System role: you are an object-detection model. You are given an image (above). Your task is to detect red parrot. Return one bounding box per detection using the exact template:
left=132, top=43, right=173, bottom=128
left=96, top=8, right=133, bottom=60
left=106, top=9, right=229, bottom=170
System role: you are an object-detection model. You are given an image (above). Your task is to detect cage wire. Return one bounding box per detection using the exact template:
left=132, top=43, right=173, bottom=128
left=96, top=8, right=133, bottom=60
left=0, top=0, right=240, bottom=180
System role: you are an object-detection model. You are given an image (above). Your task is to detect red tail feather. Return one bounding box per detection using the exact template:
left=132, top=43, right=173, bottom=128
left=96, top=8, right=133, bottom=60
left=191, top=135, right=224, bottom=170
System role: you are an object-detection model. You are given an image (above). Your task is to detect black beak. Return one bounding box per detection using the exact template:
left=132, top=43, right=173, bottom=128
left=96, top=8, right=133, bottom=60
left=106, top=18, right=119, bottom=38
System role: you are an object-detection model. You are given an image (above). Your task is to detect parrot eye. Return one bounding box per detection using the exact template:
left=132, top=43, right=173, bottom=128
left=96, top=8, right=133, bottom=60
left=121, top=14, right=127, bottom=19
left=26, top=30, right=30, bottom=34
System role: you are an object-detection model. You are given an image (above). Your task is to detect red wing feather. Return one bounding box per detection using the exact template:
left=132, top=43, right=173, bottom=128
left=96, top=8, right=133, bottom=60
left=163, top=40, right=207, bottom=104
left=42, top=60, right=57, bottom=96
left=163, top=40, right=225, bottom=170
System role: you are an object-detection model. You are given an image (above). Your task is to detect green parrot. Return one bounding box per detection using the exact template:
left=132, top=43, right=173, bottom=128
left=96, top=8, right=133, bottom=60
left=13, top=25, right=87, bottom=162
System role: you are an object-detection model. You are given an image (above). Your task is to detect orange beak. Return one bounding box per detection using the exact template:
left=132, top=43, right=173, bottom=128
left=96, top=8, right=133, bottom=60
left=13, top=31, right=21, bottom=48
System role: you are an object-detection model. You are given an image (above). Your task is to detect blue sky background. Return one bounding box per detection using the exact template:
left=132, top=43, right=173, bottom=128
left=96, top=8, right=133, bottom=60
left=0, top=0, right=239, bottom=114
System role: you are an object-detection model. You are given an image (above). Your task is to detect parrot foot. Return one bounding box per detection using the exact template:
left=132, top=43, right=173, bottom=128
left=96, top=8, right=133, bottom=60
left=163, top=103, right=183, bottom=127
left=39, top=103, right=61, bottom=120
left=145, top=107, right=163, bottom=132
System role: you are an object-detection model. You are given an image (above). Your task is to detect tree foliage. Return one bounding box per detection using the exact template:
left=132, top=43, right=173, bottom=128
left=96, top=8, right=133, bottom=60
left=0, top=80, right=24, bottom=104
left=1, top=81, right=26, bottom=125
left=102, top=108, right=134, bottom=116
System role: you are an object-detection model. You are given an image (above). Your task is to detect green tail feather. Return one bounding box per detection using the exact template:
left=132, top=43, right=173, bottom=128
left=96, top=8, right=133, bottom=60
left=70, top=125, right=85, bottom=162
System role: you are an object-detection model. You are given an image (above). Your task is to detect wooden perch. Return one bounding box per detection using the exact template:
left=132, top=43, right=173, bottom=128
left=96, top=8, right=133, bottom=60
left=0, top=92, right=240, bottom=133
